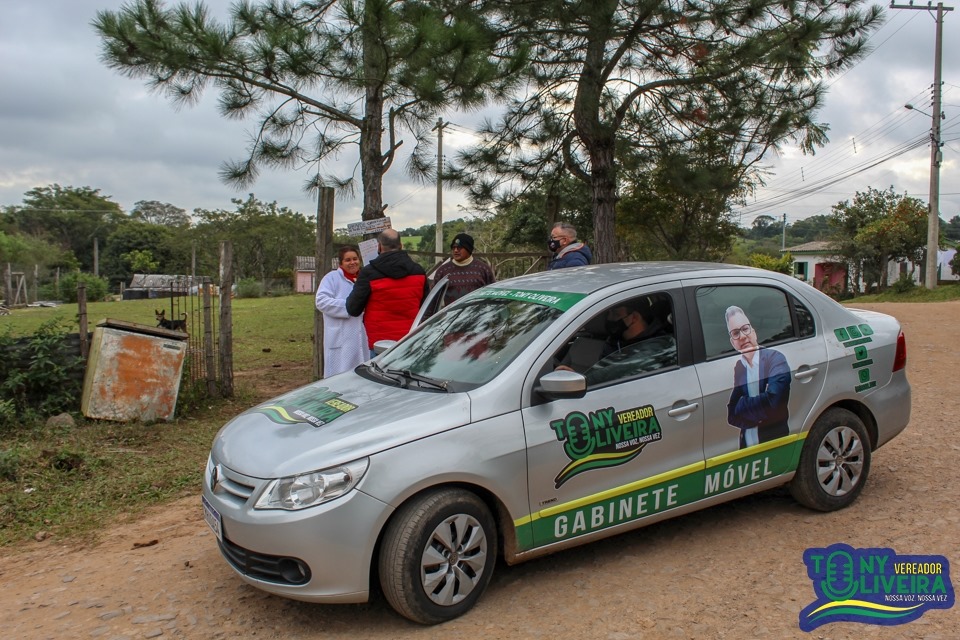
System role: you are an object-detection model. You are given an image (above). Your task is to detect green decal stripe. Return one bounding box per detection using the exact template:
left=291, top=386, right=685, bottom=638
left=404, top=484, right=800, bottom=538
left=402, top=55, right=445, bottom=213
left=855, top=381, right=878, bottom=393
left=465, top=288, right=587, bottom=311
left=513, top=441, right=800, bottom=550
left=537, top=460, right=704, bottom=520
left=842, top=338, right=874, bottom=347
left=852, top=360, right=874, bottom=369
left=554, top=448, right=644, bottom=485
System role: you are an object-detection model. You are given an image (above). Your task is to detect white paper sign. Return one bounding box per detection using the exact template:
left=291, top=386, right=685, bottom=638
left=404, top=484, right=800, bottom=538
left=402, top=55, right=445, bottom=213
left=358, top=238, right=380, bottom=266
left=347, top=216, right=392, bottom=237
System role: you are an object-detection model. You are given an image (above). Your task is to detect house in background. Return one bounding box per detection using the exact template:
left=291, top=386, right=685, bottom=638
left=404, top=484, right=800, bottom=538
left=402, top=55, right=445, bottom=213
left=294, top=256, right=316, bottom=294
left=784, top=242, right=959, bottom=293
left=294, top=256, right=341, bottom=293
left=886, top=248, right=959, bottom=285
left=783, top=241, right=848, bottom=293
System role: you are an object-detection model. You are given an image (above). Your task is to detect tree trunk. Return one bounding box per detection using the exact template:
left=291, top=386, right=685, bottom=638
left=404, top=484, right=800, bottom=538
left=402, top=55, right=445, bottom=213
left=360, top=1, right=386, bottom=222
left=572, top=0, right=619, bottom=264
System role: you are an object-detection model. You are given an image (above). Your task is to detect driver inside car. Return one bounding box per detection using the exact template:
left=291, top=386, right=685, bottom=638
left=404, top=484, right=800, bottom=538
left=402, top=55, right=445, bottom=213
left=556, top=297, right=670, bottom=374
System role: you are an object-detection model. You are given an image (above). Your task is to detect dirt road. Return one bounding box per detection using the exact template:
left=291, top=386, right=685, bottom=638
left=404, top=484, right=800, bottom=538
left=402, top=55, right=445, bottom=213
left=2, top=301, right=958, bottom=639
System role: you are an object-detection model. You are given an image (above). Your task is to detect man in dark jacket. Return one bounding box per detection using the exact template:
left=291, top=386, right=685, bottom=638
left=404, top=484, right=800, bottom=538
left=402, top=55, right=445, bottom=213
left=346, top=229, right=429, bottom=352
left=725, top=305, right=791, bottom=449
left=547, top=222, right=592, bottom=270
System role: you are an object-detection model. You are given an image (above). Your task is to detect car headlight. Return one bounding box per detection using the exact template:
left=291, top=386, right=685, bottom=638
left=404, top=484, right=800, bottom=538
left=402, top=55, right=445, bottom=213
left=254, top=458, right=369, bottom=510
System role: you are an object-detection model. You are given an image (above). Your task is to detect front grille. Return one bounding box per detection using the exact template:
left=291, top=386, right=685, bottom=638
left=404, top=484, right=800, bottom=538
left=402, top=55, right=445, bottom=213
left=218, top=535, right=312, bottom=586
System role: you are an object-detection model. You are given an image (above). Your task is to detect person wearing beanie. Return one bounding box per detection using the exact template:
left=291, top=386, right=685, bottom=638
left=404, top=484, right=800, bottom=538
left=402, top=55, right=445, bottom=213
left=432, top=233, right=495, bottom=306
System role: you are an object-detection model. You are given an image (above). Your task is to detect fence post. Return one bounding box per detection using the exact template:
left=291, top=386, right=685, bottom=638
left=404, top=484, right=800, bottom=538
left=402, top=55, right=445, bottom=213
left=219, top=241, right=234, bottom=397
left=77, top=281, right=89, bottom=360
left=202, top=277, right=216, bottom=396
left=3, top=263, right=12, bottom=307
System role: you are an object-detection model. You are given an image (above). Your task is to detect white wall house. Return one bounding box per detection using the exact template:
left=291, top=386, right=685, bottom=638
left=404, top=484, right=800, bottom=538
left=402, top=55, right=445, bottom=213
left=783, top=242, right=958, bottom=293
left=783, top=241, right=849, bottom=294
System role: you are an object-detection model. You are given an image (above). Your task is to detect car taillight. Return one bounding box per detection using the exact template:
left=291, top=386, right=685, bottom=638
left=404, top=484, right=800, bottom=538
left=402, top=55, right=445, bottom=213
left=892, top=330, right=907, bottom=372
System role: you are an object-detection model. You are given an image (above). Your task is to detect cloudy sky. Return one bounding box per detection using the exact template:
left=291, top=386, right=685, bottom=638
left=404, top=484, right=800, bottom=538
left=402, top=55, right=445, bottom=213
left=1, top=0, right=958, bottom=233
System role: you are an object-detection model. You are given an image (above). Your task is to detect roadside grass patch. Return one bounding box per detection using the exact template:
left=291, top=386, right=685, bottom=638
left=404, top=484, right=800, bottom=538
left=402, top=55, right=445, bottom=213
left=0, top=295, right=316, bottom=548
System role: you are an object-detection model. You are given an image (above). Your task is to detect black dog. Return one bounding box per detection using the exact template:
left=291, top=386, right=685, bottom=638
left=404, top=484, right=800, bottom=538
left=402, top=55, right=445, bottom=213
left=155, top=309, right=188, bottom=333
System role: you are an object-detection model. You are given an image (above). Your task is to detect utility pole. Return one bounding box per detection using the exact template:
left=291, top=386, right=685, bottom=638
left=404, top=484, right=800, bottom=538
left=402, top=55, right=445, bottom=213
left=432, top=118, right=449, bottom=264
left=891, top=1, right=953, bottom=289
left=781, top=213, right=787, bottom=252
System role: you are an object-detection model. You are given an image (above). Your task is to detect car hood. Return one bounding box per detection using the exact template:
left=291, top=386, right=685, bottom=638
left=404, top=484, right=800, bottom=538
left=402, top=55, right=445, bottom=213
left=211, top=372, right=470, bottom=479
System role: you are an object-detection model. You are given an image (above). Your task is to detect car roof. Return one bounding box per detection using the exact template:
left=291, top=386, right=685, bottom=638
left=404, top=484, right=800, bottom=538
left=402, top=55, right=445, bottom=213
left=488, top=262, right=754, bottom=296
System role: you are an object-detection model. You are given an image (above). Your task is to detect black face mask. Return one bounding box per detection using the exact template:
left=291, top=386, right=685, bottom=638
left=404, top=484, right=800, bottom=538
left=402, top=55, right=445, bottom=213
left=548, top=239, right=562, bottom=252
left=606, top=318, right=629, bottom=335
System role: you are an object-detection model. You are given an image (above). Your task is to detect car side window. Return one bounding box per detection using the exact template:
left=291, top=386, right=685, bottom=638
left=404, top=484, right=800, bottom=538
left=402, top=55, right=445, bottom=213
left=553, top=292, right=678, bottom=386
left=696, top=285, right=804, bottom=360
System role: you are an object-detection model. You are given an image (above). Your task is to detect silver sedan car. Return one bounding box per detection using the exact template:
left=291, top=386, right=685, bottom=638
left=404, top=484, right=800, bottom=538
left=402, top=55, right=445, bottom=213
left=202, top=262, right=910, bottom=624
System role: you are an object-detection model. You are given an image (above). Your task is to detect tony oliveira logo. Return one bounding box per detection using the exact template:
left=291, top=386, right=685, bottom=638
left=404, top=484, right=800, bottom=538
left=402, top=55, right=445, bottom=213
left=551, top=404, right=661, bottom=488
left=800, top=543, right=954, bottom=631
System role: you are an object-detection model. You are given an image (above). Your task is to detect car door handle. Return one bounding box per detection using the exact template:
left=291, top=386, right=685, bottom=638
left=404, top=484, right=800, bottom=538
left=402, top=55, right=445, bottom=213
left=794, top=367, right=820, bottom=381
left=667, top=402, right=699, bottom=417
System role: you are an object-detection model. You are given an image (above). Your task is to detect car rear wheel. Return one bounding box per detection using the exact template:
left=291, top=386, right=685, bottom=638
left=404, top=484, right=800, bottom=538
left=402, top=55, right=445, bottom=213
left=378, top=489, right=497, bottom=624
left=790, top=408, right=871, bottom=511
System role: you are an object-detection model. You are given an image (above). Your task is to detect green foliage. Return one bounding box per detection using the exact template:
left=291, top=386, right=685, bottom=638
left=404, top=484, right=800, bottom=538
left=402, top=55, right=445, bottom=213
left=890, top=273, right=917, bottom=294
left=0, top=318, right=84, bottom=422
left=0, top=229, right=73, bottom=269
left=952, top=250, right=960, bottom=277
left=0, top=447, right=20, bottom=481
left=102, top=220, right=183, bottom=285
left=193, top=195, right=315, bottom=283
left=122, top=249, right=160, bottom=274
left=273, top=267, right=294, bottom=281
left=6, top=185, right=124, bottom=271
left=94, top=1, right=519, bottom=222
left=830, top=187, right=928, bottom=291
left=452, top=0, right=882, bottom=262
left=617, top=142, right=743, bottom=261
left=235, top=278, right=264, bottom=298
left=51, top=272, right=111, bottom=303
left=130, top=200, right=191, bottom=227
left=749, top=252, right=793, bottom=274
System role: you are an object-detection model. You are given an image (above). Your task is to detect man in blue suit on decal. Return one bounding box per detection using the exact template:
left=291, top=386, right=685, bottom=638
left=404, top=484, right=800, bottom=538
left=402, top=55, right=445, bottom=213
left=725, top=305, right=791, bottom=449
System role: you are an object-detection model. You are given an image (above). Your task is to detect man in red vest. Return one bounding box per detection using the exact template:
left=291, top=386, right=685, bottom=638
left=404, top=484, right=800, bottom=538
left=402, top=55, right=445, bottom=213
left=346, top=228, right=429, bottom=355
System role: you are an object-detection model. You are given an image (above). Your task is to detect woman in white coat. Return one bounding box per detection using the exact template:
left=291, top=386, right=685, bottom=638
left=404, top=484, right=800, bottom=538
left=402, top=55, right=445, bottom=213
left=315, top=246, right=369, bottom=377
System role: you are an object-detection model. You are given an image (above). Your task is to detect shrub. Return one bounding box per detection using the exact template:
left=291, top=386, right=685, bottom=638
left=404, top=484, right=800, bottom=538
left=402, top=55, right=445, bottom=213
left=235, top=277, right=263, bottom=298
left=891, top=273, right=917, bottom=294
left=0, top=318, right=84, bottom=422
left=0, top=448, right=20, bottom=482
left=39, top=272, right=111, bottom=303
left=749, top=252, right=793, bottom=274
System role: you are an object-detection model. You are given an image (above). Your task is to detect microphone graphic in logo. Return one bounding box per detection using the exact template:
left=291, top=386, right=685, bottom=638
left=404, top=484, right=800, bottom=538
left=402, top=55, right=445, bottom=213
left=821, top=548, right=858, bottom=601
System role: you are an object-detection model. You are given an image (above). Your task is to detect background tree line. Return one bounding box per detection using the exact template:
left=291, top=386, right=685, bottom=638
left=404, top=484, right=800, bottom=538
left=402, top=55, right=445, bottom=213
left=2, top=178, right=956, bottom=301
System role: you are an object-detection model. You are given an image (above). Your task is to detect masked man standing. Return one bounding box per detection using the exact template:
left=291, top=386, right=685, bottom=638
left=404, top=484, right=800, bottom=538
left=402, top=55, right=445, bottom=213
left=547, top=222, right=592, bottom=270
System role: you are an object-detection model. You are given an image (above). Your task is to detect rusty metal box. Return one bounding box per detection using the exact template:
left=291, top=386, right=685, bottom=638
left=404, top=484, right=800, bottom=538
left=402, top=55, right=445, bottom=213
left=81, top=319, right=188, bottom=422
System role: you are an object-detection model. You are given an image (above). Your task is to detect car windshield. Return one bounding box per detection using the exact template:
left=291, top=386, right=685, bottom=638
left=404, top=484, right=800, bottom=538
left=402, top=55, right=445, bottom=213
left=375, top=298, right=563, bottom=390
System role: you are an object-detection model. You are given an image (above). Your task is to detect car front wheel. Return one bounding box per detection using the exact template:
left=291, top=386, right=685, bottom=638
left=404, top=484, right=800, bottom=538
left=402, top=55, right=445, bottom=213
left=378, top=488, right=497, bottom=624
left=790, top=407, right=872, bottom=511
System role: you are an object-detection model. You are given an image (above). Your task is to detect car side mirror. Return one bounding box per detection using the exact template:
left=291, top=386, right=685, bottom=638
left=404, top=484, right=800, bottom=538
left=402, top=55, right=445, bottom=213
left=536, top=370, right=587, bottom=400
left=373, top=339, right=397, bottom=355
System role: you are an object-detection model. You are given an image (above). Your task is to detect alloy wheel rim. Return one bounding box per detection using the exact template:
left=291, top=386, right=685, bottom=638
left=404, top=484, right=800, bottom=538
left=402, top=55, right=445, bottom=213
left=816, top=425, right=865, bottom=496
left=420, top=513, right=487, bottom=606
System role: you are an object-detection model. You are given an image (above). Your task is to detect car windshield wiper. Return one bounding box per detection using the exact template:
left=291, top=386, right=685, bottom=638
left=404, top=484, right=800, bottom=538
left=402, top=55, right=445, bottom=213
left=385, top=368, right=449, bottom=392
left=366, top=361, right=405, bottom=386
